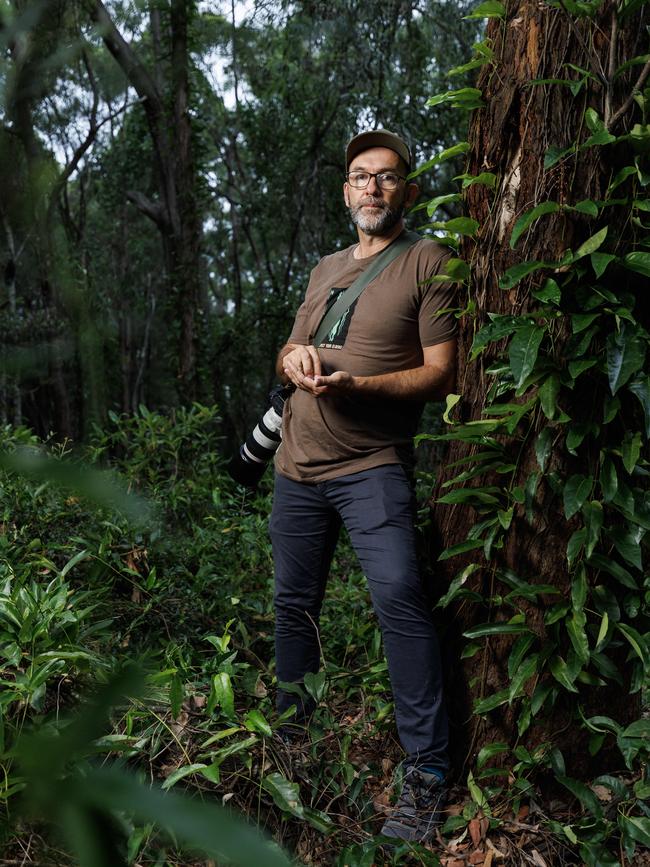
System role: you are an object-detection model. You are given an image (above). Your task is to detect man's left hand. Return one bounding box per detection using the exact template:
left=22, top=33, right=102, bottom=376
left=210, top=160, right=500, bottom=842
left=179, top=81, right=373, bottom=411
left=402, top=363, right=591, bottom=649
left=311, top=371, right=355, bottom=394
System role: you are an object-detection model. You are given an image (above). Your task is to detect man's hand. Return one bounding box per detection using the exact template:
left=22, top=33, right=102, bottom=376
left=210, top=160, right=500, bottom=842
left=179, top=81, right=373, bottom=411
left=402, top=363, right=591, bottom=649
left=282, top=344, right=324, bottom=393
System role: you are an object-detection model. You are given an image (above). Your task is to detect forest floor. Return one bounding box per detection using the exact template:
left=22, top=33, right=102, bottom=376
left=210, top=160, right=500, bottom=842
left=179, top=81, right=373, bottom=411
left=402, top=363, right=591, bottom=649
left=1, top=415, right=646, bottom=867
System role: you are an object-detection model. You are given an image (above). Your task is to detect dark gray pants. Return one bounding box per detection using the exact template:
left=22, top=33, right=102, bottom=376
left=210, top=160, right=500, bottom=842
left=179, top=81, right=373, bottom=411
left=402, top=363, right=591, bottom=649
left=269, top=464, right=449, bottom=773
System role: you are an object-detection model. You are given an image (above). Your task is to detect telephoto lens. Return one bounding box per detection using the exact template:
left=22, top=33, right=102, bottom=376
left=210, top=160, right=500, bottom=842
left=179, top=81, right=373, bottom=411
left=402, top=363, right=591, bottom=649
left=227, top=384, right=293, bottom=488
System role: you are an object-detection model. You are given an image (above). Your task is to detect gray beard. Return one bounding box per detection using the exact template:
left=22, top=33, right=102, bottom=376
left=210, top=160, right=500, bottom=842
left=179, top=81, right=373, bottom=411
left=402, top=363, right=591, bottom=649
left=349, top=197, right=404, bottom=236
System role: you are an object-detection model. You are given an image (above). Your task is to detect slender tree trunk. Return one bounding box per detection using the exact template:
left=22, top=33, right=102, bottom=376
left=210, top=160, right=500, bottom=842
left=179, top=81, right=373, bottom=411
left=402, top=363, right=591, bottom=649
left=89, top=0, right=202, bottom=400
left=432, top=0, right=647, bottom=775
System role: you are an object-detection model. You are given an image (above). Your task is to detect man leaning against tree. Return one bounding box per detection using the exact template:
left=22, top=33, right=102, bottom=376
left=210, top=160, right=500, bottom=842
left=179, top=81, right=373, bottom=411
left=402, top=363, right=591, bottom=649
left=270, top=129, right=457, bottom=843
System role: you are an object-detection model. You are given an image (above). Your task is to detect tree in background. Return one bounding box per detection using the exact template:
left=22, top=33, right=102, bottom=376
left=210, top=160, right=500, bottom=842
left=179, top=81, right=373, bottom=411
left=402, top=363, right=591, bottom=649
left=1, top=0, right=479, bottom=440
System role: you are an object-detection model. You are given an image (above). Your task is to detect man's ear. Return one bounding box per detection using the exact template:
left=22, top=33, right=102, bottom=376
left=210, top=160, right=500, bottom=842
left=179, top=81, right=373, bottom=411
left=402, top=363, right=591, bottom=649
left=343, top=182, right=350, bottom=208
left=405, top=182, right=419, bottom=211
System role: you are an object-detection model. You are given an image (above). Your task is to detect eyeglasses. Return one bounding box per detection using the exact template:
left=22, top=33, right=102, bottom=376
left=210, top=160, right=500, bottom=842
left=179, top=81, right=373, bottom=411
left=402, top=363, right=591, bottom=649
left=346, top=171, right=406, bottom=191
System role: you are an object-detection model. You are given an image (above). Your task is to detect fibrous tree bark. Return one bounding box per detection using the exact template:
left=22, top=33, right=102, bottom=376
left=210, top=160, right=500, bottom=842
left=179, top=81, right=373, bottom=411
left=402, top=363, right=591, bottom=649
left=431, top=0, right=649, bottom=776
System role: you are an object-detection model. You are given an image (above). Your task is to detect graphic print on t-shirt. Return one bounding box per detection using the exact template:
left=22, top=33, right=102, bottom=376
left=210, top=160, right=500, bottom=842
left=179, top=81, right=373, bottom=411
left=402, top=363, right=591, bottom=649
left=318, top=287, right=359, bottom=349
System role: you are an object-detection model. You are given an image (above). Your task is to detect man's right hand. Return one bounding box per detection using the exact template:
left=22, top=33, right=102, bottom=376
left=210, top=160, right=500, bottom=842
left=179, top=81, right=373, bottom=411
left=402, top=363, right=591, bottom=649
left=281, top=344, right=324, bottom=394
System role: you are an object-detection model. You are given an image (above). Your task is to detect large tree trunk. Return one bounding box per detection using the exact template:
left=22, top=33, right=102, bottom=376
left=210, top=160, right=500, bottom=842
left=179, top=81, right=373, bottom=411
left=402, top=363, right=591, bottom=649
left=432, top=0, right=648, bottom=776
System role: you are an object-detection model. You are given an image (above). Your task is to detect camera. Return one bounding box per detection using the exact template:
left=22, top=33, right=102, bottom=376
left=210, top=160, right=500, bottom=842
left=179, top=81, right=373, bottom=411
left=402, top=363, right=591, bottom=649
left=227, top=384, right=294, bottom=488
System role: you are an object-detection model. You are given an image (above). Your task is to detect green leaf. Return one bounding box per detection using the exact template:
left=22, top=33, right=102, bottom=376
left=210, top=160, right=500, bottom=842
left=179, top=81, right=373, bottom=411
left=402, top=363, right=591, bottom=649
left=573, top=226, right=608, bottom=260
left=438, top=487, right=501, bottom=505
left=210, top=672, right=235, bottom=720
left=302, top=806, right=334, bottom=834
left=568, top=359, right=597, bottom=380
left=584, top=108, right=604, bottom=133
left=531, top=683, right=553, bottom=715
left=463, top=0, right=506, bottom=18
left=563, top=475, right=592, bottom=519
left=567, top=614, right=590, bottom=664
left=463, top=621, right=531, bottom=639
left=571, top=312, right=600, bottom=334
left=477, top=742, right=509, bottom=768
left=243, top=710, right=272, bottom=737
left=509, top=654, right=539, bottom=701
left=595, top=612, right=609, bottom=651
left=535, top=427, right=554, bottom=472
left=615, top=53, right=650, bottom=78
left=437, top=564, right=481, bottom=608
left=538, top=374, right=560, bottom=419
left=508, top=634, right=535, bottom=678
left=532, top=277, right=561, bottom=305
left=621, top=431, right=642, bottom=474
left=78, top=766, right=291, bottom=867
left=566, top=528, right=586, bottom=566
left=603, top=393, right=621, bottom=424
left=620, top=815, right=650, bottom=849
left=599, top=456, right=618, bottom=503
left=447, top=57, right=490, bottom=77
left=588, top=553, right=637, bottom=589
left=571, top=564, right=588, bottom=611
left=608, top=165, right=637, bottom=192
left=425, top=193, right=462, bottom=216
left=544, top=144, right=576, bottom=169
left=438, top=539, right=485, bottom=561
left=443, top=393, right=461, bottom=424
left=582, top=501, right=603, bottom=559
left=557, top=776, right=602, bottom=818
left=470, top=314, right=521, bottom=360
left=162, top=763, right=208, bottom=791
left=474, top=689, right=510, bottom=714
left=262, top=773, right=303, bottom=818
left=510, top=202, right=560, bottom=249
left=509, top=325, right=545, bottom=388
left=303, top=671, right=327, bottom=703
left=574, top=199, right=599, bottom=216
left=606, top=323, right=646, bottom=394
left=460, top=171, right=497, bottom=188
left=590, top=252, right=616, bottom=278
left=583, top=129, right=616, bottom=147
left=429, top=217, right=479, bottom=235
left=607, top=526, right=643, bottom=570
left=497, top=507, right=513, bottom=529
left=549, top=656, right=580, bottom=692
left=170, top=674, right=184, bottom=721
left=409, top=142, right=472, bottom=180
left=628, top=376, right=650, bottom=437
left=623, top=251, right=650, bottom=277
left=617, top=623, right=649, bottom=668
left=499, top=260, right=553, bottom=289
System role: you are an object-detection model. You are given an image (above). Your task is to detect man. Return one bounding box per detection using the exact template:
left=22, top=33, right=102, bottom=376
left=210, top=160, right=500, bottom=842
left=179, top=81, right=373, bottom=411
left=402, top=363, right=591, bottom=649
left=270, top=129, right=457, bottom=843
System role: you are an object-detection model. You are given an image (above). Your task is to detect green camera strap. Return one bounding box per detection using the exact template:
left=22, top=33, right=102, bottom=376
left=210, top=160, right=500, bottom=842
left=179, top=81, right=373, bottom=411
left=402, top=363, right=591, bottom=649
left=311, top=229, right=421, bottom=348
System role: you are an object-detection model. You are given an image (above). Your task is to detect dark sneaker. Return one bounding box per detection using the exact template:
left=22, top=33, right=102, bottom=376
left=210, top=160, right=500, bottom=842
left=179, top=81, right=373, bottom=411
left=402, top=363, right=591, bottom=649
left=380, top=765, right=447, bottom=843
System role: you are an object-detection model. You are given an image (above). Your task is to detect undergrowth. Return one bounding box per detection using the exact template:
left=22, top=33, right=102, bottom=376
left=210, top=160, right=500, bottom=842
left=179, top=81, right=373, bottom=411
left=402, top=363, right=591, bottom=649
left=0, top=403, right=646, bottom=865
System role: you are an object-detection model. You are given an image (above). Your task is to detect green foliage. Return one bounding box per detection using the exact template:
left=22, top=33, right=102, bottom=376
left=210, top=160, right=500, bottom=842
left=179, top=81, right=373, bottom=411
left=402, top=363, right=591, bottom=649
left=0, top=408, right=417, bottom=862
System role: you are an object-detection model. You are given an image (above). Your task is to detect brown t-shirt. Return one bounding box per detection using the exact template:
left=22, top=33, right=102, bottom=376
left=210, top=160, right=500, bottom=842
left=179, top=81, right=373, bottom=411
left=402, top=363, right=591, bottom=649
left=275, top=235, right=457, bottom=482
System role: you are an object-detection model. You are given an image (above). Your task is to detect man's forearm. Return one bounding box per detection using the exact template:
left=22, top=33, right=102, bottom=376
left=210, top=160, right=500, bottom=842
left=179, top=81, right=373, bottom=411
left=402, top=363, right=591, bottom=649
left=351, top=364, right=455, bottom=401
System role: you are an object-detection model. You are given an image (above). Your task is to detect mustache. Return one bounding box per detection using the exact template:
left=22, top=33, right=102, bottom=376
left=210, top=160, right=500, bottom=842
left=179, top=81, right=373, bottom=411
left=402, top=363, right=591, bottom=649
left=358, top=196, right=387, bottom=208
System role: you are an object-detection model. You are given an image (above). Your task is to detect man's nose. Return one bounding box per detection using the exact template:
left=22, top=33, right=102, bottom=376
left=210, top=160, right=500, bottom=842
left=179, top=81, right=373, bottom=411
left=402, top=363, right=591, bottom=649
left=366, top=174, right=382, bottom=195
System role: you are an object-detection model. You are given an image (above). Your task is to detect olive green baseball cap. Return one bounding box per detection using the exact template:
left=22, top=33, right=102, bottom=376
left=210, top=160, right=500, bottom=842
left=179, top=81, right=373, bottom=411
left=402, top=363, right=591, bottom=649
left=345, top=129, right=412, bottom=171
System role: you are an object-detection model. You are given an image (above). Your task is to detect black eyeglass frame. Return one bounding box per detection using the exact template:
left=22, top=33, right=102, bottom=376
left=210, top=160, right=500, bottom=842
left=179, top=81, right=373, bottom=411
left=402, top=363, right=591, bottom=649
left=345, top=170, right=407, bottom=190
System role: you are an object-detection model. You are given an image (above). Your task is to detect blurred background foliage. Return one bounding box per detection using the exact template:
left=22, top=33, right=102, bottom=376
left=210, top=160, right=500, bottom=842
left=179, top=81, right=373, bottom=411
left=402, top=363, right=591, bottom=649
left=0, top=0, right=478, bottom=446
